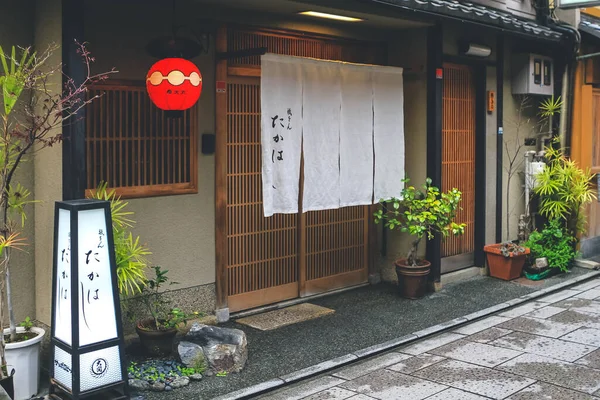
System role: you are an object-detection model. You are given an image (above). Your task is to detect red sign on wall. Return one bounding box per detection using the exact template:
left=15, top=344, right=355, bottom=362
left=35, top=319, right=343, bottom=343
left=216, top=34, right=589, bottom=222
left=216, top=81, right=226, bottom=94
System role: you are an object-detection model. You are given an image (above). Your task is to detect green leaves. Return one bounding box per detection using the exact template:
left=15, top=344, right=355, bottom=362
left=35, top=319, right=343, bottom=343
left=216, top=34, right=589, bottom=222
left=524, top=218, right=577, bottom=272
left=0, top=46, right=37, bottom=115
left=374, top=177, right=466, bottom=264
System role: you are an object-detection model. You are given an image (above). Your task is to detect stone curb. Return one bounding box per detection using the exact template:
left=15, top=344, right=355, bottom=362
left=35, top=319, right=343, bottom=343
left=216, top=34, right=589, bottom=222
left=214, top=270, right=600, bottom=400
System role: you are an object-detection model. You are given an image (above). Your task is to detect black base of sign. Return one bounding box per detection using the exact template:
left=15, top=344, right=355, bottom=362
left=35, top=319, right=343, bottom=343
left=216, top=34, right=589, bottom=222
left=49, top=381, right=129, bottom=400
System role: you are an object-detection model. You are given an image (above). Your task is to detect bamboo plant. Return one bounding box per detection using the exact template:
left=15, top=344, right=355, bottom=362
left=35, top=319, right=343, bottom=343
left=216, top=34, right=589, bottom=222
left=0, top=43, right=113, bottom=378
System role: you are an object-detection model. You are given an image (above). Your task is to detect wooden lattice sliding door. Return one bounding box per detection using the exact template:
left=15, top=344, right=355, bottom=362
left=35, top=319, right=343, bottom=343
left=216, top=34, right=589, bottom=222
left=441, top=63, right=476, bottom=273
left=222, top=27, right=381, bottom=312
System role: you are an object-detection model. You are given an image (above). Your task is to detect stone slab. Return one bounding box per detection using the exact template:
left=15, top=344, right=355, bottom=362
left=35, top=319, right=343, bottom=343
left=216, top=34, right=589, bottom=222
left=280, top=354, right=358, bottom=383
left=571, top=279, right=600, bottom=291
left=497, top=316, right=581, bottom=338
left=260, top=376, right=347, bottom=400
left=425, top=388, right=491, bottom=400
left=537, top=289, right=582, bottom=304
left=463, top=304, right=510, bottom=321
left=453, top=316, right=511, bottom=335
left=212, top=378, right=285, bottom=400
left=339, top=369, right=447, bottom=400
left=576, top=348, right=600, bottom=369
left=561, top=327, right=600, bottom=347
left=399, top=333, right=465, bottom=356
left=346, top=396, right=374, bottom=400
left=575, top=289, right=600, bottom=300
left=332, top=352, right=411, bottom=380
left=549, top=309, right=600, bottom=329
left=467, top=327, right=513, bottom=344
left=489, top=331, right=597, bottom=362
left=412, top=317, right=468, bottom=338
left=498, top=301, right=549, bottom=318
left=303, top=387, right=358, bottom=400
left=553, top=298, right=600, bottom=314
left=236, top=303, right=335, bottom=331
left=353, top=335, right=417, bottom=358
left=413, top=359, right=535, bottom=399
left=429, top=339, right=522, bottom=367
left=524, top=305, right=565, bottom=319
left=506, top=382, right=597, bottom=400
left=498, top=353, right=600, bottom=394
left=387, top=353, right=446, bottom=374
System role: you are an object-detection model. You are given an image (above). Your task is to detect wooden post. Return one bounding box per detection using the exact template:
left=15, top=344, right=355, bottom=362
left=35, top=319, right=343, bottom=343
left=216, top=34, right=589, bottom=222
left=62, top=0, right=87, bottom=200
left=215, top=24, right=229, bottom=319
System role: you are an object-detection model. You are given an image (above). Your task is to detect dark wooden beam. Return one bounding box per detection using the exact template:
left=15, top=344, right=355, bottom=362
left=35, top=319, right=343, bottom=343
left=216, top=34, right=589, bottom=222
left=62, top=0, right=87, bottom=200
left=495, top=35, right=504, bottom=243
left=474, top=65, right=487, bottom=267
left=426, top=23, right=443, bottom=283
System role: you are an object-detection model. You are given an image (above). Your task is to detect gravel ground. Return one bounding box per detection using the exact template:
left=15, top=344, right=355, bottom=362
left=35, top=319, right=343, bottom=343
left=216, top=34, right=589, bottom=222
left=131, top=267, right=589, bottom=400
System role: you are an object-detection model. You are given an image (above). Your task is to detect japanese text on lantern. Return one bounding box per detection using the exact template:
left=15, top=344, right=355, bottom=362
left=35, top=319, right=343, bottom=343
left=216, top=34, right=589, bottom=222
left=55, top=209, right=73, bottom=345
left=269, top=108, right=293, bottom=190
left=77, top=209, right=118, bottom=346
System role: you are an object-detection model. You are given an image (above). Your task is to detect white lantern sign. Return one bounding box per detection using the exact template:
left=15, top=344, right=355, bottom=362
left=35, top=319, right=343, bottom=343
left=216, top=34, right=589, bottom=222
left=50, top=200, right=128, bottom=399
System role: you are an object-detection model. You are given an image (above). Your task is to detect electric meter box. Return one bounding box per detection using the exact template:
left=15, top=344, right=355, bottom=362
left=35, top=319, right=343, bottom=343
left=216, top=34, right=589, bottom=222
left=512, top=53, right=554, bottom=96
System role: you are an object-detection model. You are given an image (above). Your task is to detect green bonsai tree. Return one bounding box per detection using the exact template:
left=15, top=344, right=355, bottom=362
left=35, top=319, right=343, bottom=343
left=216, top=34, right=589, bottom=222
left=374, top=177, right=466, bottom=266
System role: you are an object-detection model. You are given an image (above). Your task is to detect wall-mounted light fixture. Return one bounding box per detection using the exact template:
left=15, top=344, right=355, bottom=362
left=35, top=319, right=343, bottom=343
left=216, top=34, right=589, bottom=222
left=298, top=11, right=364, bottom=22
left=459, top=42, right=492, bottom=58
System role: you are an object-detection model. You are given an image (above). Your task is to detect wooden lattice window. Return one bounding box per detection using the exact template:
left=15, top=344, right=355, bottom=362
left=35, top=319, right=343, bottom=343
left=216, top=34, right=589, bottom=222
left=86, top=80, right=198, bottom=198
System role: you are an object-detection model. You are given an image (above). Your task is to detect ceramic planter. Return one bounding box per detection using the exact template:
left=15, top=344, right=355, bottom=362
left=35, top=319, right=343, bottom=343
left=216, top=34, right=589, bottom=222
left=484, top=244, right=530, bottom=281
left=395, top=259, right=431, bottom=299
left=136, top=318, right=177, bottom=356
left=4, top=326, right=45, bottom=400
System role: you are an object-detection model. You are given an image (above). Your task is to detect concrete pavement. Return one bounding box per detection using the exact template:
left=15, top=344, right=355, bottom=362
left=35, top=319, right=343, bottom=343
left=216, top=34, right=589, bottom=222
left=258, top=277, right=600, bottom=400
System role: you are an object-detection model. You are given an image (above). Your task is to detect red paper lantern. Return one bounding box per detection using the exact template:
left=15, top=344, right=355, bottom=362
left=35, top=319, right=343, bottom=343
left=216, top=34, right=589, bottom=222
left=146, top=58, right=202, bottom=111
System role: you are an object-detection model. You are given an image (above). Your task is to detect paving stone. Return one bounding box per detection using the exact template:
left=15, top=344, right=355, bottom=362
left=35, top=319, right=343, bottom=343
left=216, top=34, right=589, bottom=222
left=302, top=387, right=358, bottom=400
left=571, top=279, right=600, bottom=291
left=497, top=316, right=581, bottom=338
left=353, top=335, right=417, bottom=358
left=553, top=298, right=600, bottom=314
left=549, top=309, right=600, bottom=329
left=575, top=348, right=600, bottom=369
left=387, top=353, right=446, bottom=374
left=332, top=353, right=411, bottom=380
left=506, top=382, right=597, bottom=400
left=413, top=359, right=535, bottom=399
left=214, top=379, right=285, bottom=400
left=489, top=331, right=597, bottom=362
left=575, top=289, right=600, bottom=300
left=498, top=353, right=600, bottom=394
left=453, top=316, right=511, bottom=335
left=498, top=301, right=548, bottom=318
left=467, top=327, right=513, bottom=344
left=413, top=317, right=468, bottom=338
left=429, top=339, right=522, bottom=367
left=561, top=327, right=600, bottom=347
left=281, top=354, right=358, bottom=382
left=346, top=396, right=375, bottom=400
left=260, top=377, right=347, bottom=400
left=425, top=388, right=491, bottom=400
left=524, top=305, right=565, bottom=319
left=339, top=369, right=447, bottom=400
left=537, top=289, right=582, bottom=304
left=398, top=333, right=465, bottom=355
left=463, top=304, right=511, bottom=321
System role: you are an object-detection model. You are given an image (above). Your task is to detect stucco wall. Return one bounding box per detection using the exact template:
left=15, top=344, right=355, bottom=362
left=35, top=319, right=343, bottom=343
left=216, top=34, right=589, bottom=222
left=0, top=1, right=37, bottom=324
left=34, top=0, right=63, bottom=326
left=377, top=28, right=429, bottom=282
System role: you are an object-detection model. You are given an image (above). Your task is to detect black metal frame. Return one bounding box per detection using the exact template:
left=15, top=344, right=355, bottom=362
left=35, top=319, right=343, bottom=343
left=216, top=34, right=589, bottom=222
left=496, top=35, right=504, bottom=244
left=49, top=200, right=129, bottom=400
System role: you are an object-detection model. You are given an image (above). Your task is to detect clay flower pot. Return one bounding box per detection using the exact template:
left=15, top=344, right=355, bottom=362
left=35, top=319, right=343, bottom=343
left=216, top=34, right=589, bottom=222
left=135, top=318, right=177, bottom=356
left=484, top=244, right=530, bottom=281
left=395, top=258, right=431, bottom=299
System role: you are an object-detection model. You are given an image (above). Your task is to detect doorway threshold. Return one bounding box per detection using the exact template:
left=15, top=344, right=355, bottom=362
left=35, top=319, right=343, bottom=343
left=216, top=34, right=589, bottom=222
left=230, top=282, right=369, bottom=320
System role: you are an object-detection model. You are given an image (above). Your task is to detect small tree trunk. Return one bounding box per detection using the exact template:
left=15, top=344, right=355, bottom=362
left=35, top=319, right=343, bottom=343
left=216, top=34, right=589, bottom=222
left=5, top=249, right=15, bottom=341
left=506, top=174, right=512, bottom=241
left=406, top=237, right=422, bottom=266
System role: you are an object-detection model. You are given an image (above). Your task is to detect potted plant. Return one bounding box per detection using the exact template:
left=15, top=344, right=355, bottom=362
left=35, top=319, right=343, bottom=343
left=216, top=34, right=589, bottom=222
left=0, top=44, right=113, bottom=399
left=483, top=242, right=530, bottom=280
left=523, top=218, right=577, bottom=280
left=374, top=178, right=466, bottom=299
left=135, top=266, right=198, bottom=355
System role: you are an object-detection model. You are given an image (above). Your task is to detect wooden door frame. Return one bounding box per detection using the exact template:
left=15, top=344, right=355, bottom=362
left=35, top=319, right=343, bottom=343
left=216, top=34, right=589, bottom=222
left=438, top=60, right=487, bottom=273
